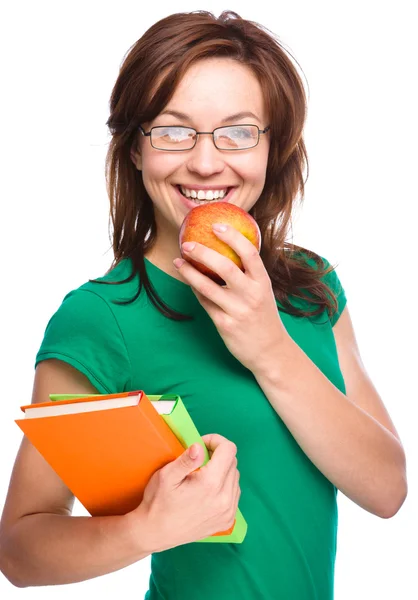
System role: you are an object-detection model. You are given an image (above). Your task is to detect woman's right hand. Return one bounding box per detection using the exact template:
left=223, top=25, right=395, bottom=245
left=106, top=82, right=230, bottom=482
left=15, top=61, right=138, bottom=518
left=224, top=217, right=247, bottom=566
left=132, top=433, right=241, bottom=552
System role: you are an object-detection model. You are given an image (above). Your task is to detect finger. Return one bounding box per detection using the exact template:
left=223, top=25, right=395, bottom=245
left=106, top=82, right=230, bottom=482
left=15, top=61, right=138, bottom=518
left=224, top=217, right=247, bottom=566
left=180, top=240, right=247, bottom=290
left=233, top=472, right=241, bottom=509
left=174, top=255, right=234, bottom=313
left=191, top=286, right=217, bottom=309
left=191, top=287, right=225, bottom=320
left=221, top=465, right=241, bottom=519
left=201, top=433, right=236, bottom=452
left=211, top=224, right=266, bottom=281
left=218, top=459, right=239, bottom=501
left=200, top=437, right=237, bottom=479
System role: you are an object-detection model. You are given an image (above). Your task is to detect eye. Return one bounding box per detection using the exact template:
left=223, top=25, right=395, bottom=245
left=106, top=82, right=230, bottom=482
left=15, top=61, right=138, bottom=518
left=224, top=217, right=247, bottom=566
left=230, top=127, right=252, bottom=139
left=163, top=127, right=189, bottom=140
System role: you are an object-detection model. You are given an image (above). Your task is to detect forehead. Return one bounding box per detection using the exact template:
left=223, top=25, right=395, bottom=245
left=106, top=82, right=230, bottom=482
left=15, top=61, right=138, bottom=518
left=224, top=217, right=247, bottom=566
left=160, top=58, right=267, bottom=125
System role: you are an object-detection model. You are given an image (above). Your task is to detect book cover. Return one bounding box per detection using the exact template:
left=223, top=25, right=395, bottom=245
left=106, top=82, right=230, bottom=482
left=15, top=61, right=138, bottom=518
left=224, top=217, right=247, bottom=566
left=16, top=391, right=247, bottom=544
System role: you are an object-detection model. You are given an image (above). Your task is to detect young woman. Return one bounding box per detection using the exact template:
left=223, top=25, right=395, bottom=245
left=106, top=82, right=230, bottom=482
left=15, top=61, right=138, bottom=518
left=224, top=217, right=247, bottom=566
left=0, top=10, right=407, bottom=599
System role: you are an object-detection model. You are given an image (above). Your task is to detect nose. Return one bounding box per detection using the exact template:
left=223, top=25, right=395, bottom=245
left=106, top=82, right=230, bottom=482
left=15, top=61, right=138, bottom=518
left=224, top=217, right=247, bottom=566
left=186, top=134, right=225, bottom=177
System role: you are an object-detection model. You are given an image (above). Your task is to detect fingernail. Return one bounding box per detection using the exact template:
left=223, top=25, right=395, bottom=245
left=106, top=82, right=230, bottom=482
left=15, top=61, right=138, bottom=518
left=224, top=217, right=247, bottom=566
left=173, top=258, right=185, bottom=269
left=182, top=241, right=196, bottom=252
left=189, top=444, right=199, bottom=459
left=212, top=223, right=227, bottom=232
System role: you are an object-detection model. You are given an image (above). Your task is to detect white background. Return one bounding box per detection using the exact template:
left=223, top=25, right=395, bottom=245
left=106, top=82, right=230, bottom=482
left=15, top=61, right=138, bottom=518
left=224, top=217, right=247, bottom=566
left=1, top=1, right=417, bottom=598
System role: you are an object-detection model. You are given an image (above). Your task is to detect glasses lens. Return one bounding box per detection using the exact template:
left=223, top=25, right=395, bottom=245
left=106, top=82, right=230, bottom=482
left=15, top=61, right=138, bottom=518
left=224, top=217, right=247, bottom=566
left=151, top=126, right=196, bottom=150
left=214, top=125, right=259, bottom=150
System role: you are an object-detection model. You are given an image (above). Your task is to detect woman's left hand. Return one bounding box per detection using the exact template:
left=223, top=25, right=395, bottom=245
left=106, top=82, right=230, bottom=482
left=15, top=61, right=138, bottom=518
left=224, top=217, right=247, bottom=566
left=173, top=222, right=290, bottom=374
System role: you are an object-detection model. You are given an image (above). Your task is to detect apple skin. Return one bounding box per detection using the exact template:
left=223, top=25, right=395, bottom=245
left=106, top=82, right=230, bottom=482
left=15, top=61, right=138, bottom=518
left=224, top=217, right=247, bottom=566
left=178, top=201, right=261, bottom=285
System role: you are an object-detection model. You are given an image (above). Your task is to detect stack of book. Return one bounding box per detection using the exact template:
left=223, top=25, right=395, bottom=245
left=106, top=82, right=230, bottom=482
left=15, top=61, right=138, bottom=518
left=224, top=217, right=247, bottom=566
left=16, top=390, right=247, bottom=544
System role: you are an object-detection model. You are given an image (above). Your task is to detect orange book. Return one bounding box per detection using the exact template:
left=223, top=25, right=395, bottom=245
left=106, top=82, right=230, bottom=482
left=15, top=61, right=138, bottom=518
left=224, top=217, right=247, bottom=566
left=16, top=390, right=247, bottom=544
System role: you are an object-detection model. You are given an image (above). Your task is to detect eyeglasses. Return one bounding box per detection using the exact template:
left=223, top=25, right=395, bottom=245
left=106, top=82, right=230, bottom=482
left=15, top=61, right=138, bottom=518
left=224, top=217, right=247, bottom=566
left=139, top=124, right=270, bottom=151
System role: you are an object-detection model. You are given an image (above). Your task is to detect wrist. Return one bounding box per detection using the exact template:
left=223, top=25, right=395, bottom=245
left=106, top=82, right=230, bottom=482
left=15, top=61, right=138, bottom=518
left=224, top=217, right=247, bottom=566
left=122, top=504, right=160, bottom=559
left=252, top=331, right=295, bottom=384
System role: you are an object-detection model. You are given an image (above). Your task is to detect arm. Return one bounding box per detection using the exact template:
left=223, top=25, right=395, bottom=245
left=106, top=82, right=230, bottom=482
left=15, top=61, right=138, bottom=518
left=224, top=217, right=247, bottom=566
left=252, top=305, right=407, bottom=519
left=0, top=360, right=153, bottom=588
left=170, top=229, right=407, bottom=517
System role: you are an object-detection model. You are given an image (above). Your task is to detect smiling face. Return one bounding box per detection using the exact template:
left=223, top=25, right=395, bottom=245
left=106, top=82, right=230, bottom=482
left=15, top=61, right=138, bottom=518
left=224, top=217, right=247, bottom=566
left=131, top=57, right=270, bottom=271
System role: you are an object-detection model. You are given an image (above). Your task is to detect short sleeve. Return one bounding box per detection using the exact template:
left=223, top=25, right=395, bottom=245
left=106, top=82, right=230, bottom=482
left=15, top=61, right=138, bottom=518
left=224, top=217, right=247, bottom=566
left=35, top=289, right=132, bottom=394
left=320, top=257, right=347, bottom=327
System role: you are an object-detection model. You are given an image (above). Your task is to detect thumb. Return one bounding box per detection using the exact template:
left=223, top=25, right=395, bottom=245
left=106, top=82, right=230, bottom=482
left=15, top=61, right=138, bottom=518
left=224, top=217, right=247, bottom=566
left=171, top=443, right=204, bottom=482
left=188, top=443, right=202, bottom=461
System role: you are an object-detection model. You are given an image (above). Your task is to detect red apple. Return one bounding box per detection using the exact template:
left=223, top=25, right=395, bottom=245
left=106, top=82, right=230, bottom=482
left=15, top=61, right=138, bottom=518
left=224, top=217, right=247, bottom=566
left=178, top=201, right=261, bottom=285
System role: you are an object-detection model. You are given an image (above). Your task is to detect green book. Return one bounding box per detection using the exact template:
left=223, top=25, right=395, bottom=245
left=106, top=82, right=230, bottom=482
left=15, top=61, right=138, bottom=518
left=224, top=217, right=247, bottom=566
left=49, top=392, right=247, bottom=544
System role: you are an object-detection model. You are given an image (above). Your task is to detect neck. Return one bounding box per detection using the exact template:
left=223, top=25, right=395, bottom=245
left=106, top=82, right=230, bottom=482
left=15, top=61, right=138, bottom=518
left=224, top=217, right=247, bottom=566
left=144, top=241, right=186, bottom=283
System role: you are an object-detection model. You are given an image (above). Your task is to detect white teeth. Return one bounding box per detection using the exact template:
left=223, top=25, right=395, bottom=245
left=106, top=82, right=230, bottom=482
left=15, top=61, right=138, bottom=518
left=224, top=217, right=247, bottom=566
left=180, top=186, right=229, bottom=201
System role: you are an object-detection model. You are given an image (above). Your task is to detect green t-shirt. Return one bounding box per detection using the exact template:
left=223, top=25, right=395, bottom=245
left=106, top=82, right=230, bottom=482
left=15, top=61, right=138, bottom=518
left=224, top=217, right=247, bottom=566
left=35, top=255, right=347, bottom=600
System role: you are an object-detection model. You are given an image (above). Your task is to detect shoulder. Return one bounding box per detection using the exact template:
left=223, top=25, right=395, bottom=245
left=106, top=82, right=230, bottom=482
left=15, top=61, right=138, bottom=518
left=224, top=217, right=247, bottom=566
left=35, top=260, right=134, bottom=393
left=78, top=257, right=138, bottom=301
left=289, top=248, right=343, bottom=292
left=286, top=247, right=347, bottom=326
left=289, top=247, right=330, bottom=271
left=51, top=257, right=139, bottom=316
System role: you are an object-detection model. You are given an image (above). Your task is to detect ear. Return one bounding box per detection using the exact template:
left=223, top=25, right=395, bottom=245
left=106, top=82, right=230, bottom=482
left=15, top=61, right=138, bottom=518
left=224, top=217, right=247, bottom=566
left=130, top=146, right=142, bottom=171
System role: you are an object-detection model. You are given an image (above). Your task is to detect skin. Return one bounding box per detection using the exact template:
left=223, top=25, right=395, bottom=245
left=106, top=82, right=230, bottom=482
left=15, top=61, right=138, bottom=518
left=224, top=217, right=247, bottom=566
left=130, top=57, right=270, bottom=280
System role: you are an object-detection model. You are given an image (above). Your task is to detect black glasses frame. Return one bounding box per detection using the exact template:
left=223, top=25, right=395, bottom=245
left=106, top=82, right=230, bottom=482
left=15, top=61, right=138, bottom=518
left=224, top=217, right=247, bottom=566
left=138, top=124, right=270, bottom=151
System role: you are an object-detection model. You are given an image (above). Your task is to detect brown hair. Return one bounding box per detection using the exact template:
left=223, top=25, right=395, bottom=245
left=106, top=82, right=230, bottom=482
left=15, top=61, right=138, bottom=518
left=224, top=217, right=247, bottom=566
left=91, top=10, right=341, bottom=323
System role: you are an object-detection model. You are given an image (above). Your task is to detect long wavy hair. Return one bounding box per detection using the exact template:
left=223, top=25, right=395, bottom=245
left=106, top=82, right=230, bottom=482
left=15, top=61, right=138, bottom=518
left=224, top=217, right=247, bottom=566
left=90, top=10, right=340, bottom=323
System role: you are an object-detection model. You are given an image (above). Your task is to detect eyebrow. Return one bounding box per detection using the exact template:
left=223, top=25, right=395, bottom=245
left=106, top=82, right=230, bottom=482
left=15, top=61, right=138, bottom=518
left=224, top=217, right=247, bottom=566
left=158, top=109, right=262, bottom=125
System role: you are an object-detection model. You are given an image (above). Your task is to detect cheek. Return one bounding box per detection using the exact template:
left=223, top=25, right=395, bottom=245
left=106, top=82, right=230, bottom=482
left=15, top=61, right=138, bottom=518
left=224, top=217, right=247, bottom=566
left=230, top=154, right=268, bottom=188
left=142, top=151, right=184, bottom=183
